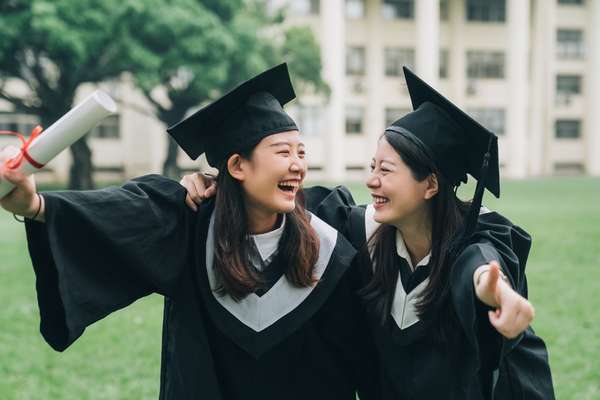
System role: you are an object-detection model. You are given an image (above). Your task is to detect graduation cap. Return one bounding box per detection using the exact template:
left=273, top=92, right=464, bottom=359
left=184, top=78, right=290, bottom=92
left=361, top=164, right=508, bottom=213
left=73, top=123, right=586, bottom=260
left=386, top=66, right=500, bottom=255
left=167, top=63, right=298, bottom=166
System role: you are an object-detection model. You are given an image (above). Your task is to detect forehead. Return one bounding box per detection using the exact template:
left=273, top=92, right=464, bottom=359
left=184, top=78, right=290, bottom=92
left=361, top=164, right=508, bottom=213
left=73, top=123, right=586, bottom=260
left=261, top=130, right=303, bottom=146
left=374, top=136, right=401, bottom=161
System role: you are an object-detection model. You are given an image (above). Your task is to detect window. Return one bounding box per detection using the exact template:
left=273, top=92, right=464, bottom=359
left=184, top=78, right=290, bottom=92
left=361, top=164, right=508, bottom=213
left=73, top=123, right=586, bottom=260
left=467, top=51, right=505, bottom=79
left=555, top=120, right=581, bottom=138
left=295, top=105, right=323, bottom=137
left=345, top=106, right=364, bottom=134
left=289, top=0, right=319, bottom=16
left=466, top=0, right=505, bottom=22
left=384, top=108, right=410, bottom=126
left=467, top=108, right=506, bottom=135
left=0, top=112, right=40, bottom=136
left=557, top=29, right=585, bottom=59
left=90, top=115, right=120, bottom=139
left=346, top=0, right=365, bottom=18
left=346, top=46, right=366, bottom=75
left=558, top=0, right=584, bottom=5
left=440, top=0, right=450, bottom=21
left=556, top=75, right=582, bottom=96
left=439, top=49, right=449, bottom=79
left=382, top=0, right=414, bottom=19
left=384, top=47, right=415, bottom=77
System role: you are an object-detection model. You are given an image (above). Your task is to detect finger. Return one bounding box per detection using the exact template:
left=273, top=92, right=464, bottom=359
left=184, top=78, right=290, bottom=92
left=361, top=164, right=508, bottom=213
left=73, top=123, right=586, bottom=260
left=191, top=176, right=205, bottom=205
left=184, top=194, right=198, bottom=212
left=489, top=309, right=518, bottom=339
left=205, top=185, right=216, bottom=198
left=1, top=167, right=28, bottom=185
left=488, top=310, right=508, bottom=336
left=490, top=304, right=512, bottom=332
left=485, top=263, right=500, bottom=293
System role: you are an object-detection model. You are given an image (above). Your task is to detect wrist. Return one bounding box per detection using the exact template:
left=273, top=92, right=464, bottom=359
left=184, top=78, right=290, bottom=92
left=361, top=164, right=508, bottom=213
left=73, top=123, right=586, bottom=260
left=24, top=193, right=43, bottom=220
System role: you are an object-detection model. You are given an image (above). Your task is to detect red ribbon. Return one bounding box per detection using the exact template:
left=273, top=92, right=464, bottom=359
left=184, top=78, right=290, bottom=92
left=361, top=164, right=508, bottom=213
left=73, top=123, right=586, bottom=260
left=0, top=125, right=45, bottom=170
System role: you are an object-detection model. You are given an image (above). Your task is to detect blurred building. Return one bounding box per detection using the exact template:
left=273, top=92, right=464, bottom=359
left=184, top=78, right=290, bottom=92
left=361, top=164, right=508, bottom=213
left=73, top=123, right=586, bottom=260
left=277, top=0, right=600, bottom=181
left=1, top=0, right=599, bottom=183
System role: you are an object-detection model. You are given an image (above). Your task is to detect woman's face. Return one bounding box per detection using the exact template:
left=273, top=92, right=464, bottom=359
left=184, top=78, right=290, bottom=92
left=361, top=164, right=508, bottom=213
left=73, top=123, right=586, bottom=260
left=234, top=130, right=306, bottom=215
left=366, top=136, right=432, bottom=226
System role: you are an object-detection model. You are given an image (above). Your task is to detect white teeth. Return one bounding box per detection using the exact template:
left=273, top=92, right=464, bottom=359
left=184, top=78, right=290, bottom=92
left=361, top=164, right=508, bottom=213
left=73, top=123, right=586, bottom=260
left=372, top=195, right=389, bottom=204
left=278, top=180, right=300, bottom=188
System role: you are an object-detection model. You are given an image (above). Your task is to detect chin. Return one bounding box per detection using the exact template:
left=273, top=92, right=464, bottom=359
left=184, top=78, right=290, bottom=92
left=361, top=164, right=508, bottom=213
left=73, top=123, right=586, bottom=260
left=373, top=210, right=393, bottom=224
left=278, top=201, right=296, bottom=213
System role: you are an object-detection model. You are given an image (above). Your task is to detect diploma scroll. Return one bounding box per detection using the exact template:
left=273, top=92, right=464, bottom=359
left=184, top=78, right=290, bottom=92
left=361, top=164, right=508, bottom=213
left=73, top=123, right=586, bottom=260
left=0, top=90, right=118, bottom=198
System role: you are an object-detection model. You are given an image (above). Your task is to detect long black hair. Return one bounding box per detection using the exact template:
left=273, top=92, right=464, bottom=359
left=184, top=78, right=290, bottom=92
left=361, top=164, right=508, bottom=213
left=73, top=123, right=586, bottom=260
left=212, top=145, right=320, bottom=301
left=360, top=130, right=471, bottom=343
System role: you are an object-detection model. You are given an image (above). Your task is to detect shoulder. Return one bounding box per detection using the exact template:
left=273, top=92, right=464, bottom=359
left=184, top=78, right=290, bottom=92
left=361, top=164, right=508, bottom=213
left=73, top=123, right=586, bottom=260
left=307, top=211, right=357, bottom=272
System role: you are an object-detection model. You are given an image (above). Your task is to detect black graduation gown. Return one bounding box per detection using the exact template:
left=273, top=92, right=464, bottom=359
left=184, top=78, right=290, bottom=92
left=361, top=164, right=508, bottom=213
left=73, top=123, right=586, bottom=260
left=23, top=175, right=379, bottom=400
left=305, top=185, right=555, bottom=400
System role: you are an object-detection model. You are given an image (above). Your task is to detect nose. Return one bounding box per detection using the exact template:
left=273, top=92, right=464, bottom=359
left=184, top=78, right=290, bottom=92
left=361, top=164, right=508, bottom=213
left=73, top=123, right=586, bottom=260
left=366, top=173, right=380, bottom=189
left=289, top=155, right=304, bottom=173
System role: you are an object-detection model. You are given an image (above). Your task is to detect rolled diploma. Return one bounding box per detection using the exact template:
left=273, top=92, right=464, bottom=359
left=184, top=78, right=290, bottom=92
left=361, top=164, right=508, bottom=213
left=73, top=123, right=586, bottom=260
left=0, top=90, right=118, bottom=198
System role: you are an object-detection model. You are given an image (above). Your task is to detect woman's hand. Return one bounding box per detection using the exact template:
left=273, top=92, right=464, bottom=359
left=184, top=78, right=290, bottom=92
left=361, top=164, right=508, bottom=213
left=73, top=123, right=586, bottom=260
left=474, top=261, right=535, bottom=339
left=0, top=145, right=43, bottom=219
left=179, top=172, right=217, bottom=212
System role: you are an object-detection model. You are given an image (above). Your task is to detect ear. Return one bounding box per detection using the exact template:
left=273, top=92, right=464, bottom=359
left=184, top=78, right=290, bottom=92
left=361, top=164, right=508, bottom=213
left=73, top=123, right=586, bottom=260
left=226, top=154, right=246, bottom=181
left=424, top=173, right=439, bottom=200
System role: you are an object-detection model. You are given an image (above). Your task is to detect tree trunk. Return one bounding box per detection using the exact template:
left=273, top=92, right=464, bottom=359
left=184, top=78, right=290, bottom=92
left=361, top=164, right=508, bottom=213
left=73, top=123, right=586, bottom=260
left=160, top=107, right=189, bottom=179
left=68, top=137, right=94, bottom=190
left=162, top=136, right=181, bottom=180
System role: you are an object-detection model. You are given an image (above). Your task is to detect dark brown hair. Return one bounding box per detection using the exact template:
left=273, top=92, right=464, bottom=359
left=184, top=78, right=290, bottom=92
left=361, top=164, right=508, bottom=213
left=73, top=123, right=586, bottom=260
left=360, top=131, right=470, bottom=343
left=212, top=146, right=320, bottom=301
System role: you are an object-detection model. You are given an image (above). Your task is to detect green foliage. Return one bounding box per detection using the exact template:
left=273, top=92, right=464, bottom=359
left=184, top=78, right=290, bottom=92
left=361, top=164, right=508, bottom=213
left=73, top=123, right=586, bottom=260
left=0, top=0, right=151, bottom=116
left=131, top=0, right=326, bottom=126
left=282, top=26, right=329, bottom=96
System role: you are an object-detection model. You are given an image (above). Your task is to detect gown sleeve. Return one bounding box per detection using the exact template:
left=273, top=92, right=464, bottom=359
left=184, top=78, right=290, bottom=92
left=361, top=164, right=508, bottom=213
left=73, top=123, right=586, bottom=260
left=23, top=174, right=193, bottom=351
left=302, top=186, right=357, bottom=238
left=450, top=211, right=546, bottom=393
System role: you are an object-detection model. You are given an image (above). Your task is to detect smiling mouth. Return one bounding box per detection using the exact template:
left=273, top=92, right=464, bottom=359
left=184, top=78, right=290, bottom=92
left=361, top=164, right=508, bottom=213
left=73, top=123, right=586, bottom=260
left=372, top=194, right=389, bottom=204
left=278, top=179, right=301, bottom=195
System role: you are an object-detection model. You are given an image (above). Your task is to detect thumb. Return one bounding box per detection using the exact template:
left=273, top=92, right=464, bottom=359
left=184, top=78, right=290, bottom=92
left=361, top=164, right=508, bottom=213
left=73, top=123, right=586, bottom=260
left=485, top=262, right=500, bottom=293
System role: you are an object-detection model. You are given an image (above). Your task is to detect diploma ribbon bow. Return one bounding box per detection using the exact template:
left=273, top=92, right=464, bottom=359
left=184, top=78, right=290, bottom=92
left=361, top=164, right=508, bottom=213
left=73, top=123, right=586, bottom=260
left=0, top=125, right=45, bottom=169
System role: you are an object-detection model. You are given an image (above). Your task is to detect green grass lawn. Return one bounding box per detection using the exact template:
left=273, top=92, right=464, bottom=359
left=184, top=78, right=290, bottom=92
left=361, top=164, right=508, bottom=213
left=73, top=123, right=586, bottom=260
left=1, top=177, right=599, bottom=399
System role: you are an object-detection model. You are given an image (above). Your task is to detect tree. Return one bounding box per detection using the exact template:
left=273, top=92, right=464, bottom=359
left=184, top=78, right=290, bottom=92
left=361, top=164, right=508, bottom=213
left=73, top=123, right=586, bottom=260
left=131, top=0, right=327, bottom=178
left=0, top=0, right=155, bottom=189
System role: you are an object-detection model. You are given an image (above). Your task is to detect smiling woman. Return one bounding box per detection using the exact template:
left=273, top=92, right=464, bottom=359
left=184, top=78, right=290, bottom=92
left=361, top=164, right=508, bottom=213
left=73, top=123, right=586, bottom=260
left=0, top=64, right=379, bottom=400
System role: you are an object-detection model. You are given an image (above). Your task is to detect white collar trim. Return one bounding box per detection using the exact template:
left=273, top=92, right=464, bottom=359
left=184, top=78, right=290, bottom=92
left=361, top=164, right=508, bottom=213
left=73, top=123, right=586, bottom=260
left=250, top=214, right=286, bottom=262
left=205, top=211, right=337, bottom=332
left=395, top=230, right=431, bottom=271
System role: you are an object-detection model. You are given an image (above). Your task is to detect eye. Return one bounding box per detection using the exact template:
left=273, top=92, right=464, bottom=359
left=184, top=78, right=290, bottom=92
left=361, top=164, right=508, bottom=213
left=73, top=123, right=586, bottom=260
left=381, top=167, right=391, bottom=173
left=278, top=150, right=290, bottom=156
left=369, top=164, right=375, bottom=172
left=298, top=150, right=306, bottom=158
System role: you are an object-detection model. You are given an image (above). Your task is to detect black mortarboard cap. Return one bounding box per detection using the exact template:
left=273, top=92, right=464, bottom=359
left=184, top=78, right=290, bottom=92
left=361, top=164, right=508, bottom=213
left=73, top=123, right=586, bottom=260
left=388, top=67, right=502, bottom=257
left=388, top=66, right=500, bottom=198
left=167, top=63, right=298, bottom=166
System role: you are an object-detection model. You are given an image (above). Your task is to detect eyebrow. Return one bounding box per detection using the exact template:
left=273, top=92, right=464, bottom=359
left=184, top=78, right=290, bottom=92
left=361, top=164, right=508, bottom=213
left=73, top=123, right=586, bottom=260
left=371, top=158, right=397, bottom=165
left=270, top=141, right=305, bottom=148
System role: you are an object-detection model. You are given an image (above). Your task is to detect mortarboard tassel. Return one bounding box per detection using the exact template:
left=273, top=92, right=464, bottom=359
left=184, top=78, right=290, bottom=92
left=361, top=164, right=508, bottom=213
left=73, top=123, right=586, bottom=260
left=448, top=135, right=494, bottom=261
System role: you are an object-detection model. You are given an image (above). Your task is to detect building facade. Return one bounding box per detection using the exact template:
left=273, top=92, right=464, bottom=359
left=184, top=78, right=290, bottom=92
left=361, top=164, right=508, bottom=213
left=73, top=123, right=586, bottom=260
left=1, top=0, right=599, bottom=183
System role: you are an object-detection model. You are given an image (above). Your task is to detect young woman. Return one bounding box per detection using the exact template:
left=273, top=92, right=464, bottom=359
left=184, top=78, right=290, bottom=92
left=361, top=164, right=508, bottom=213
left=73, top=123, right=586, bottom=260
left=0, top=64, right=378, bottom=400
left=181, top=67, right=555, bottom=399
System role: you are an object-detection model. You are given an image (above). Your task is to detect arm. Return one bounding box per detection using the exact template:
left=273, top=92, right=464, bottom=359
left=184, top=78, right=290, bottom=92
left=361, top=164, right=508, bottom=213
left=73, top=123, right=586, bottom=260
left=179, top=172, right=359, bottom=237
